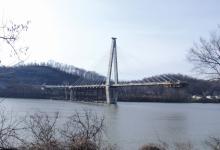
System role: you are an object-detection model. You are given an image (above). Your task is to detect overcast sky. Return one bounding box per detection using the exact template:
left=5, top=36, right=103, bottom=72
left=0, top=0, right=220, bottom=80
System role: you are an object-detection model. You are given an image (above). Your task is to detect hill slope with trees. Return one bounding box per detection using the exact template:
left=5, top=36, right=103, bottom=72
left=0, top=62, right=219, bottom=102
left=0, top=62, right=104, bottom=99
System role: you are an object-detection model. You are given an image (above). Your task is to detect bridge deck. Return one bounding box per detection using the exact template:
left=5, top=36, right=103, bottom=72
left=44, top=81, right=187, bottom=89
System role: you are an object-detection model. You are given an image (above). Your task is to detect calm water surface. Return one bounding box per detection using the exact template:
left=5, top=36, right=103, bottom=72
left=1, top=98, right=220, bottom=149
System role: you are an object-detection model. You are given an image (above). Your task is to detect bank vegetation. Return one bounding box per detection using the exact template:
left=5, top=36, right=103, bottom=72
left=0, top=108, right=219, bottom=150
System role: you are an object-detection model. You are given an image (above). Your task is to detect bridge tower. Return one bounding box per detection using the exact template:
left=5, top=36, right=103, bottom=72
left=106, top=37, right=118, bottom=104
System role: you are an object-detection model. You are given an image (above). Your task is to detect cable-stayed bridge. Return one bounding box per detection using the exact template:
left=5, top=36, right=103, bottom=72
left=44, top=38, right=187, bottom=104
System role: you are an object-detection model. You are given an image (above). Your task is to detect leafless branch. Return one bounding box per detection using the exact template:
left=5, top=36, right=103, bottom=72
left=22, top=112, right=60, bottom=150
left=188, top=27, right=220, bottom=79
left=60, top=109, right=105, bottom=149
left=0, top=20, right=30, bottom=63
left=0, top=108, right=23, bottom=149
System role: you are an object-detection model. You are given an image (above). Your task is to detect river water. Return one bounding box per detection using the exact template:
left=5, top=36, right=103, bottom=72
left=1, top=98, right=220, bottom=149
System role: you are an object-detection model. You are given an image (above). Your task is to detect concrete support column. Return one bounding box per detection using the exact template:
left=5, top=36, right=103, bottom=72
left=113, top=88, right=118, bottom=103
left=106, top=85, right=111, bottom=104
left=72, top=90, right=76, bottom=101
left=70, top=89, right=73, bottom=101
left=106, top=86, right=118, bottom=104
left=65, top=88, right=68, bottom=100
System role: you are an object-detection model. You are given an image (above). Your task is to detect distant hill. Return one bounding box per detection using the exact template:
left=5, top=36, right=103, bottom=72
left=117, top=74, right=220, bottom=102
left=0, top=65, right=79, bottom=86
left=0, top=62, right=219, bottom=102
left=0, top=62, right=105, bottom=99
left=0, top=61, right=105, bottom=86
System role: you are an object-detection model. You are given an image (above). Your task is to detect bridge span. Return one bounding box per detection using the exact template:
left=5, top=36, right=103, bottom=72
left=44, top=38, right=187, bottom=104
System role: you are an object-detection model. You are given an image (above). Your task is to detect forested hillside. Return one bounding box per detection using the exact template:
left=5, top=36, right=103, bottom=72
left=0, top=62, right=220, bottom=102
left=0, top=62, right=104, bottom=99
left=122, top=74, right=220, bottom=102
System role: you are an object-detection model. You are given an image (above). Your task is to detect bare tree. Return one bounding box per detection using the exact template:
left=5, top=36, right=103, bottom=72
left=0, top=108, right=22, bottom=149
left=188, top=27, right=220, bottom=79
left=21, top=112, right=60, bottom=150
left=0, top=20, right=30, bottom=64
left=20, top=110, right=106, bottom=150
left=60, top=110, right=105, bottom=150
left=0, top=20, right=30, bottom=150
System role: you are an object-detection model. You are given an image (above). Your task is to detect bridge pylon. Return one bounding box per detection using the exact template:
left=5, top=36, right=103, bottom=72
left=106, top=37, right=118, bottom=104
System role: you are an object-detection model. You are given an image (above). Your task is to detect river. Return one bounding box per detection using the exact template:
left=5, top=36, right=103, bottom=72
left=1, top=98, right=220, bottom=149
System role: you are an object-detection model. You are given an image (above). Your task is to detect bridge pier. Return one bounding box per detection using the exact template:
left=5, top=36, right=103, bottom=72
left=106, top=86, right=118, bottom=104
left=70, top=89, right=73, bottom=101
left=106, top=86, right=112, bottom=104
left=69, top=88, right=77, bottom=101
left=106, top=37, right=119, bottom=104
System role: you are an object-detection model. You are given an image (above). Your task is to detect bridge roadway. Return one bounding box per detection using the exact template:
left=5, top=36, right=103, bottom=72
left=44, top=81, right=187, bottom=89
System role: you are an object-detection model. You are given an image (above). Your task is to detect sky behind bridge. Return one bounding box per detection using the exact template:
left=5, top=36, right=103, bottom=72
left=0, top=0, right=220, bottom=80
